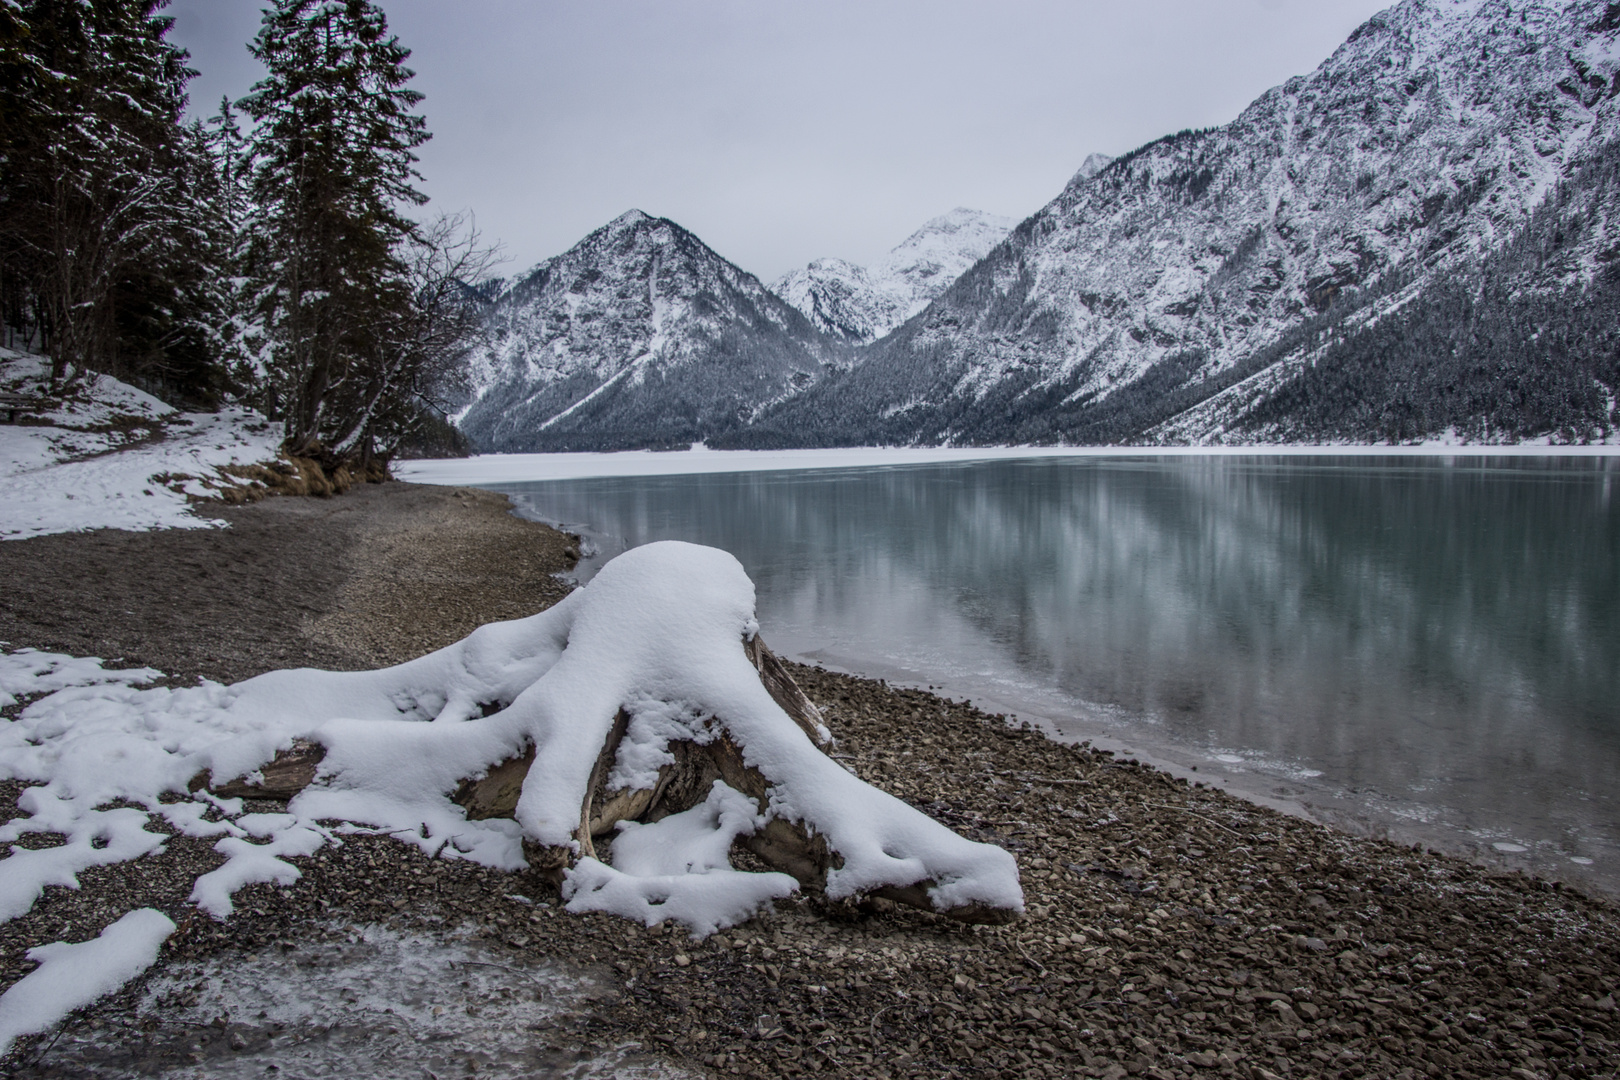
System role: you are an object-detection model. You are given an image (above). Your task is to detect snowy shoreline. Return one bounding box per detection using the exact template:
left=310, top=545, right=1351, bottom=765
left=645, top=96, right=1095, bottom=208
left=0, top=350, right=283, bottom=542
left=396, top=441, right=1620, bottom=487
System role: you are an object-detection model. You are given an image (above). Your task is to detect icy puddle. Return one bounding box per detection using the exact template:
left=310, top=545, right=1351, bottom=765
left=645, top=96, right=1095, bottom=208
left=37, top=923, right=693, bottom=1079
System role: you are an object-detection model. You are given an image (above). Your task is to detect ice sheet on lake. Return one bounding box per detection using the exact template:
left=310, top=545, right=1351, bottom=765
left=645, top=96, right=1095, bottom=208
left=396, top=442, right=1620, bottom=487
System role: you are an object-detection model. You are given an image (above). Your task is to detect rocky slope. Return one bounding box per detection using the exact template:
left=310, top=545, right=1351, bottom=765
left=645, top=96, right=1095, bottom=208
left=1154, top=134, right=1620, bottom=445
left=738, top=0, right=1620, bottom=447
left=457, top=211, right=843, bottom=453
left=771, top=208, right=1017, bottom=343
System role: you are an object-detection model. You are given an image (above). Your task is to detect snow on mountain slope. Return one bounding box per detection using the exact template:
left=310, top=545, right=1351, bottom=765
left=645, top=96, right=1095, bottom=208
left=458, top=211, right=844, bottom=453
left=771, top=208, right=1016, bottom=343
left=1069, top=153, right=1115, bottom=185
left=770, top=257, right=907, bottom=345
left=748, top=0, right=1620, bottom=446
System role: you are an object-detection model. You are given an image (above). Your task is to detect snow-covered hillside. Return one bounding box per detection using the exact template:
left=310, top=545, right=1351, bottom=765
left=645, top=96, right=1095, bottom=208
left=771, top=208, right=1016, bottom=343
left=458, top=211, right=844, bottom=453
left=0, top=350, right=282, bottom=540
left=742, top=0, right=1620, bottom=446
left=457, top=0, right=1620, bottom=450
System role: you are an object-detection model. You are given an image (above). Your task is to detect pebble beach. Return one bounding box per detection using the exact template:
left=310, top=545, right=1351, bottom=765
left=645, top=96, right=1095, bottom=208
left=2, top=482, right=1617, bottom=1079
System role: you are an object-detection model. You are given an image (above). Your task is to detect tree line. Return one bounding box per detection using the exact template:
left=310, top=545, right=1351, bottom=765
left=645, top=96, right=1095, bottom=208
left=0, top=0, right=485, bottom=467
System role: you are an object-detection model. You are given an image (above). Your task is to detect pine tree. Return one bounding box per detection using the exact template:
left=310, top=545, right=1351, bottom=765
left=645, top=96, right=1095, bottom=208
left=163, top=98, right=257, bottom=403
left=0, top=0, right=199, bottom=385
left=239, top=0, right=430, bottom=461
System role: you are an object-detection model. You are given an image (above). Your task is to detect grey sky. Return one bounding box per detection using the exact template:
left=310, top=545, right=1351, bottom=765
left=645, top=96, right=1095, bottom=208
left=168, top=0, right=1393, bottom=282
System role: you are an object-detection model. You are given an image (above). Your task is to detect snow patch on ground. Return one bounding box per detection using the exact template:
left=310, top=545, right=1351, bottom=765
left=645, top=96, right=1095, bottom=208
left=0, top=349, right=282, bottom=540
left=0, top=908, right=175, bottom=1057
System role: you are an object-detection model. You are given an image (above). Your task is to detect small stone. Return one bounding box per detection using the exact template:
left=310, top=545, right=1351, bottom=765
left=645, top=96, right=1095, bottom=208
left=228, top=1030, right=248, bottom=1051
left=675, top=953, right=691, bottom=967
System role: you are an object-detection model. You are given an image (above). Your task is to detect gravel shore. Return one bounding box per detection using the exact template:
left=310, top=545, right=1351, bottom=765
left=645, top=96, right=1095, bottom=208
left=3, top=481, right=1618, bottom=1079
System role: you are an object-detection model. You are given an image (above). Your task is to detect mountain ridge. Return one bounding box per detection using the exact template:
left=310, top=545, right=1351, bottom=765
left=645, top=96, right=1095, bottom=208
left=458, top=0, right=1620, bottom=452
left=733, top=0, right=1620, bottom=447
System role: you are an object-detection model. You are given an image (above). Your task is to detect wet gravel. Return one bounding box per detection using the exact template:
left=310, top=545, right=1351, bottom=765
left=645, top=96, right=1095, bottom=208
left=3, top=481, right=1618, bottom=1079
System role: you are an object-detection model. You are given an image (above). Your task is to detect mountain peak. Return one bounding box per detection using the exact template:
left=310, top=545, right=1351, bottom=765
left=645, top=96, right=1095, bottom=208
left=457, top=208, right=833, bottom=452
left=773, top=208, right=1016, bottom=343
left=1070, top=153, right=1115, bottom=185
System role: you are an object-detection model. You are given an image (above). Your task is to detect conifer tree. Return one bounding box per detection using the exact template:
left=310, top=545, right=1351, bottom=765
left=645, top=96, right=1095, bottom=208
left=177, top=99, right=257, bottom=400
left=0, top=0, right=198, bottom=386
left=239, top=0, right=430, bottom=461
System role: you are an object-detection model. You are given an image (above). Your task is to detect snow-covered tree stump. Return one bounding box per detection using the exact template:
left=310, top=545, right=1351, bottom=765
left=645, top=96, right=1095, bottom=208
left=11, top=542, right=1021, bottom=937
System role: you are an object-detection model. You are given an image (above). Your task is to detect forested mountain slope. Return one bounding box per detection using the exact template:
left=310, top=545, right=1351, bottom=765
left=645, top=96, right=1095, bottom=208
left=733, top=0, right=1620, bottom=447
left=1155, top=137, right=1620, bottom=444
left=457, top=212, right=845, bottom=452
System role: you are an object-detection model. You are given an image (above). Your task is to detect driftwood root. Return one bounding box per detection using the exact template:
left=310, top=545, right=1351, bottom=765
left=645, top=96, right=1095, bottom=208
left=185, top=636, right=1014, bottom=923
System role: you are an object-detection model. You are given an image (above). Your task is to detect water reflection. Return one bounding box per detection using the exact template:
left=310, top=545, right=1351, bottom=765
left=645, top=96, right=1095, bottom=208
left=490, top=456, right=1620, bottom=889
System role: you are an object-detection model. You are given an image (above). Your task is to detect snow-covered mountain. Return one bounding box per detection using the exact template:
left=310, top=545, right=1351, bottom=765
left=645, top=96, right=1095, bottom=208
left=741, top=0, right=1620, bottom=446
left=460, top=0, right=1620, bottom=451
left=457, top=211, right=843, bottom=452
left=771, top=208, right=1015, bottom=343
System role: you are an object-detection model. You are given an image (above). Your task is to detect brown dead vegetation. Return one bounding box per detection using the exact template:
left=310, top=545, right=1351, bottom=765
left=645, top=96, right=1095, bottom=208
left=213, top=453, right=390, bottom=504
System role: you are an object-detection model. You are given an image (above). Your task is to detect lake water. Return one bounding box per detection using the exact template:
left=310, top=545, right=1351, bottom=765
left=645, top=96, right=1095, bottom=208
left=469, top=454, right=1620, bottom=896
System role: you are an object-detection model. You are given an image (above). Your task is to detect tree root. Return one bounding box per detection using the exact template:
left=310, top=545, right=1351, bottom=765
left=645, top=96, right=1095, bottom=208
left=190, top=635, right=1017, bottom=924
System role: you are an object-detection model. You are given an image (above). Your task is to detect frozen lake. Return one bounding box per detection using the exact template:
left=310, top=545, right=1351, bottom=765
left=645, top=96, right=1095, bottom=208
left=405, top=451, right=1620, bottom=895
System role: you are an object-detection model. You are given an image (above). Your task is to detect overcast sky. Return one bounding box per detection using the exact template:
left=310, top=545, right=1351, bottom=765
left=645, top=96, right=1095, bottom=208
left=167, top=0, right=1393, bottom=282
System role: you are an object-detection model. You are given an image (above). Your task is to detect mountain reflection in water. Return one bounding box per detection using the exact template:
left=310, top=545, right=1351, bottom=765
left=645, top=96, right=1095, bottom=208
left=488, top=455, right=1620, bottom=892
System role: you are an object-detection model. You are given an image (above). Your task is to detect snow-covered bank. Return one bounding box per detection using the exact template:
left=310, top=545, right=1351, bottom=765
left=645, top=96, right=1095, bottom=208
left=0, top=350, right=282, bottom=541
left=397, top=441, right=1620, bottom=486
